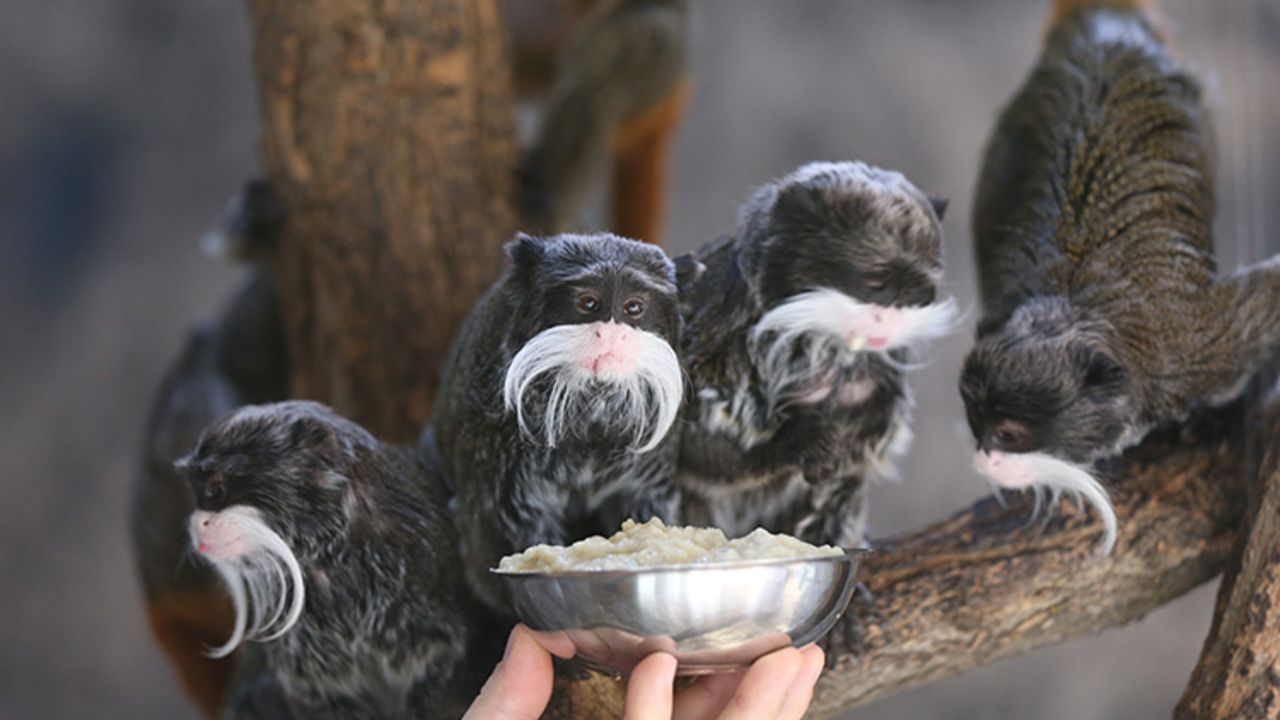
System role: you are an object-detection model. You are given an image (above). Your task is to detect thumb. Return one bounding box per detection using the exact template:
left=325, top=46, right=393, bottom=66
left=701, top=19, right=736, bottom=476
left=463, top=625, right=556, bottom=720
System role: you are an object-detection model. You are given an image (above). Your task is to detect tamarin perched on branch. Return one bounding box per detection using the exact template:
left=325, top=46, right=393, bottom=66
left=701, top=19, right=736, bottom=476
left=182, top=402, right=481, bottom=720
left=433, top=232, right=686, bottom=615
left=961, top=0, right=1280, bottom=553
left=675, top=161, right=956, bottom=548
left=512, top=0, right=689, bottom=245
left=130, top=181, right=288, bottom=717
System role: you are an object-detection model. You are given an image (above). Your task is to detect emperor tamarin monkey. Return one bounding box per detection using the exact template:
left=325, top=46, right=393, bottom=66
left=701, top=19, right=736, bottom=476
left=961, top=0, right=1280, bottom=554
left=433, top=232, right=685, bottom=613
left=516, top=0, right=689, bottom=244
left=183, top=401, right=479, bottom=720
left=676, top=162, right=956, bottom=547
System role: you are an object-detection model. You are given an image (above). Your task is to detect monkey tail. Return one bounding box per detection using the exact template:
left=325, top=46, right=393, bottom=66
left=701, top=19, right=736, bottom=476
left=1045, top=0, right=1162, bottom=39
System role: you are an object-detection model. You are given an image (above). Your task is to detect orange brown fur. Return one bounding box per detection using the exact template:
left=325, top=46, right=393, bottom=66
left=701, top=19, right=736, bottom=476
left=610, top=79, right=690, bottom=245
left=1046, top=0, right=1162, bottom=38
left=146, top=590, right=237, bottom=718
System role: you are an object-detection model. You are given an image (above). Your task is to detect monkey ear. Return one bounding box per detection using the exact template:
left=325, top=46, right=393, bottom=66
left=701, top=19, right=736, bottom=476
left=927, top=195, right=949, bottom=221
left=673, top=253, right=706, bottom=296
left=506, top=232, right=546, bottom=271
left=287, top=415, right=345, bottom=465
left=1083, top=351, right=1127, bottom=389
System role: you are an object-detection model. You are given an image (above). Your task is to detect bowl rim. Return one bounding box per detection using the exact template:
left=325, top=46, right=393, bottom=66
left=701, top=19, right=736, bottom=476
left=491, top=547, right=868, bottom=579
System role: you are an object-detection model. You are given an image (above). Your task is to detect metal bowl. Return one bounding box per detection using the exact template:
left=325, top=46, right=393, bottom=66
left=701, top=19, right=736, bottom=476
left=496, top=551, right=862, bottom=675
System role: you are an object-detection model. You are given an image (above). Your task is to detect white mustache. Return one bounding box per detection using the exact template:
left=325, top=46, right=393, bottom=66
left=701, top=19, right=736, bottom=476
left=189, top=506, right=306, bottom=657
left=503, top=322, right=683, bottom=453
left=973, top=450, right=1117, bottom=555
left=749, top=288, right=957, bottom=408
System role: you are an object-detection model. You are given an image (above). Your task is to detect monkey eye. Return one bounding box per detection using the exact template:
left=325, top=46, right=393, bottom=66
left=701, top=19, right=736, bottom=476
left=993, top=420, right=1031, bottom=451
left=623, top=298, right=646, bottom=319
left=206, top=477, right=228, bottom=505
left=576, top=293, right=601, bottom=314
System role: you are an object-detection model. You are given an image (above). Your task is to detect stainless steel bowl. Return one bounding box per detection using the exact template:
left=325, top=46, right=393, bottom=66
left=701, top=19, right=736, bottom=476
left=496, top=551, right=862, bottom=675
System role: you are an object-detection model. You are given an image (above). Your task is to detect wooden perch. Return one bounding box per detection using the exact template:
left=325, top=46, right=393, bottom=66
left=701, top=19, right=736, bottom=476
left=807, top=399, right=1256, bottom=716
left=1176, top=393, right=1280, bottom=719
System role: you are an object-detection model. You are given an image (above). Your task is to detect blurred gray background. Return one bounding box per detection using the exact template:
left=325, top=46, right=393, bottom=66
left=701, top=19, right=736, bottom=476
left=3, top=0, right=1277, bottom=718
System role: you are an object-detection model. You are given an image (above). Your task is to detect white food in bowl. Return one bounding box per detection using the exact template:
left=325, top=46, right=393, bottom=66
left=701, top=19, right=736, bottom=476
left=496, top=517, right=845, bottom=573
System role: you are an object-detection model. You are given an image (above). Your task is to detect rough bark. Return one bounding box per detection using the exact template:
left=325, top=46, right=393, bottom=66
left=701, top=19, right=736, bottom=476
left=1176, top=394, right=1280, bottom=720
left=807, top=399, right=1254, bottom=716
left=245, top=0, right=517, bottom=442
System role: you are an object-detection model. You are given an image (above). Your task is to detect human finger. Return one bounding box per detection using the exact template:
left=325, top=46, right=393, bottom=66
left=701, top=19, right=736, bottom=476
left=715, top=647, right=804, bottom=720
left=775, top=645, right=825, bottom=720
left=463, top=625, right=556, bottom=720
left=623, top=652, right=678, bottom=720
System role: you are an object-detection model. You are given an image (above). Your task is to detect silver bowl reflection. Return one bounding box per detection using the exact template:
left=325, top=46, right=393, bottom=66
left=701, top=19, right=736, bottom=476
left=497, top=551, right=861, bottom=675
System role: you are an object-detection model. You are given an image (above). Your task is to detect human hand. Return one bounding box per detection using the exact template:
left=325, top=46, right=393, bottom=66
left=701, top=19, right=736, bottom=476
left=464, top=624, right=825, bottom=719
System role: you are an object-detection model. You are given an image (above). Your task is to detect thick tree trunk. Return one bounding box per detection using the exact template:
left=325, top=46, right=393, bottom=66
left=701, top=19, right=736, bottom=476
left=245, top=0, right=517, bottom=441
left=1176, top=394, right=1280, bottom=720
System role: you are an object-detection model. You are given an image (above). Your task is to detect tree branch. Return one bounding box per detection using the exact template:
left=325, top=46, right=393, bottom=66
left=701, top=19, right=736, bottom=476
left=807, top=398, right=1253, bottom=716
left=1175, top=392, right=1280, bottom=719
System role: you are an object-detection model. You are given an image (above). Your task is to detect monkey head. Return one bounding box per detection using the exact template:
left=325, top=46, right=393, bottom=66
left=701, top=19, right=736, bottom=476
left=200, top=179, right=283, bottom=263
left=178, top=401, right=378, bottom=656
left=736, top=161, right=957, bottom=406
left=500, top=232, right=684, bottom=452
left=960, top=298, right=1133, bottom=553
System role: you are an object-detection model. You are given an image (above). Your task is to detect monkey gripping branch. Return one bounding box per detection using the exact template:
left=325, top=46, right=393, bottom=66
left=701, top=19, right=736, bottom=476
left=137, top=0, right=1280, bottom=717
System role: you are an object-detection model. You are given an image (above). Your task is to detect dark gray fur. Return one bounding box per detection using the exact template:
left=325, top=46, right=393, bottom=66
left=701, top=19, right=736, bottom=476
left=961, top=7, right=1280, bottom=465
left=676, top=163, right=946, bottom=547
left=433, top=233, right=683, bottom=614
left=184, top=402, right=480, bottom=720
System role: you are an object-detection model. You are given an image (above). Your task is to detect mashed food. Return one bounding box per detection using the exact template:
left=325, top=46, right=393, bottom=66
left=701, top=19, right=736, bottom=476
left=496, top=517, right=845, bottom=572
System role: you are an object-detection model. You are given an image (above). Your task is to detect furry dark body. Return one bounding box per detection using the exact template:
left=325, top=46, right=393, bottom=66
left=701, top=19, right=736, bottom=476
left=434, top=233, right=683, bottom=614
left=962, top=6, right=1280, bottom=465
left=676, top=164, right=945, bottom=546
left=185, top=402, right=480, bottom=720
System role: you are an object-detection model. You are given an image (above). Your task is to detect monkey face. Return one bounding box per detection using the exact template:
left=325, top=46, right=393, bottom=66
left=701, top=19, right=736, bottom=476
left=960, top=305, right=1132, bottom=465
left=738, top=163, right=955, bottom=406
left=959, top=303, right=1131, bottom=554
left=179, top=402, right=369, bottom=534
left=177, top=401, right=376, bottom=655
left=501, top=233, right=684, bottom=451
left=506, top=232, right=681, bottom=344
left=744, top=162, right=946, bottom=312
